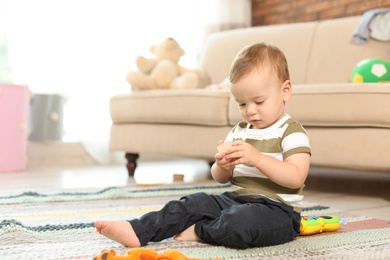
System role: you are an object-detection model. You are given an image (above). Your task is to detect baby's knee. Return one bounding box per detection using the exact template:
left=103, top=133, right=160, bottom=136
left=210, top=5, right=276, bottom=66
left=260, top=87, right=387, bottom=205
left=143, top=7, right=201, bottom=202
left=178, top=192, right=210, bottom=213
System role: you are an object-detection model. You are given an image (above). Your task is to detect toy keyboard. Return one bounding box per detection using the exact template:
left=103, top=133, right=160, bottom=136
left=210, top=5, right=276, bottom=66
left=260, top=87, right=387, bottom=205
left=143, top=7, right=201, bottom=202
left=300, top=215, right=341, bottom=235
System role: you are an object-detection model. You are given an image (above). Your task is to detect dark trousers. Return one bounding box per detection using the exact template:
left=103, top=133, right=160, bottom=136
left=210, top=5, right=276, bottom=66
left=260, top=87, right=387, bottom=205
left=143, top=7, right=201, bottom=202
left=129, top=192, right=301, bottom=249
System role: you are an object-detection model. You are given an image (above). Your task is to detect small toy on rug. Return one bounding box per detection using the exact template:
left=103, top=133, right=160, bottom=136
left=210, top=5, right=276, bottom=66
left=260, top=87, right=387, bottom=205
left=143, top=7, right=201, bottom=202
left=216, top=141, right=232, bottom=153
left=93, top=248, right=222, bottom=260
left=126, top=38, right=208, bottom=90
left=351, top=58, right=390, bottom=83
left=300, top=215, right=341, bottom=235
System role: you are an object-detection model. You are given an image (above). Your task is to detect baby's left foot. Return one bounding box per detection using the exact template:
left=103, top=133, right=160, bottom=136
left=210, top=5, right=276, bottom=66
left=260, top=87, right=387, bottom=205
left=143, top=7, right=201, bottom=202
left=95, top=220, right=141, bottom=247
left=174, top=224, right=200, bottom=242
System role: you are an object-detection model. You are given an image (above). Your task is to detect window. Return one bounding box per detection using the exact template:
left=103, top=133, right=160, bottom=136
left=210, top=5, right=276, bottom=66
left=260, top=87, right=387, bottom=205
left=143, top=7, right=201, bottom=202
left=0, top=0, right=250, bottom=162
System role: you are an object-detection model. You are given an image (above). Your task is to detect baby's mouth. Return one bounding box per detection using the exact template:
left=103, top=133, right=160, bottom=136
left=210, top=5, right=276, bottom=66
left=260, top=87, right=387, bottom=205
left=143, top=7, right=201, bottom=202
left=250, top=119, right=261, bottom=124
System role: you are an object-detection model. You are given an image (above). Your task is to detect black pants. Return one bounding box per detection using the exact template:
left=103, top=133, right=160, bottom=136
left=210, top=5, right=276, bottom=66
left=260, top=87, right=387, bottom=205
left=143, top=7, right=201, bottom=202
left=129, top=192, right=301, bottom=249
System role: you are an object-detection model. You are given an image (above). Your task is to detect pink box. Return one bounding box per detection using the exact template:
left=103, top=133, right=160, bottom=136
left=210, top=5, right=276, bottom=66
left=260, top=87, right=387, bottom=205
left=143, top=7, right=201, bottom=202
left=0, top=84, right=29, bottom=172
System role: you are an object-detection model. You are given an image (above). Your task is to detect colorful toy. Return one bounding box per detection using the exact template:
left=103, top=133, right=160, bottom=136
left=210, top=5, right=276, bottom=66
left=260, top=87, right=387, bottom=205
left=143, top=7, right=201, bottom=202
left=93, top=248, right=221, bottom=260
left=300, top=215, right=341, bottom=235
left=351, top=58, right=390, bottom=83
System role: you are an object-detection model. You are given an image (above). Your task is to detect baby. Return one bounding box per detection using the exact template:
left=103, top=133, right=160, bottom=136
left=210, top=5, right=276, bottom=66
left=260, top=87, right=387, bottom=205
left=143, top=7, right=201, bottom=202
left=96, top=42, right=311, bottom=249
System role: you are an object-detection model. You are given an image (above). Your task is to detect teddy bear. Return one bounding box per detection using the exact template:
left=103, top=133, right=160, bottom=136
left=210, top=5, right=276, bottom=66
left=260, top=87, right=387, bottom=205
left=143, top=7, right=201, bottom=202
left=126, top=38, right=208, bottom=90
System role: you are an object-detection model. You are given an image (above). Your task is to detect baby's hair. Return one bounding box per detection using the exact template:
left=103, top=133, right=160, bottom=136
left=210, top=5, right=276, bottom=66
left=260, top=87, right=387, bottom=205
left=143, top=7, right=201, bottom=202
left=229, top=42, right=290, bottom=84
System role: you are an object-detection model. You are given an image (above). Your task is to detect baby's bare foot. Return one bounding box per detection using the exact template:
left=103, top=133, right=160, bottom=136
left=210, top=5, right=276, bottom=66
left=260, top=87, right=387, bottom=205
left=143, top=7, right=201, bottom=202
left=95, top=220, right=141, bottom=247
left=174, top=224, right=200, bottom=242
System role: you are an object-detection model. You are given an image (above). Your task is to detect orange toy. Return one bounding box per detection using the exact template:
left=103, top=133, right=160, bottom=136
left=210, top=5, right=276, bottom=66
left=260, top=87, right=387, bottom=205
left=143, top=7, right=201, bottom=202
left=93, top=248, right=221, bottom=260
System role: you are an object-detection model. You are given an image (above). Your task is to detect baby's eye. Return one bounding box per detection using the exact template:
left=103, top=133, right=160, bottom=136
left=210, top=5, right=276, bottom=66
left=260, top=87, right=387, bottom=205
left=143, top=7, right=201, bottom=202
left=255, top=100, right=264, bottom=105
left=238, top=103, right=246, bottom=107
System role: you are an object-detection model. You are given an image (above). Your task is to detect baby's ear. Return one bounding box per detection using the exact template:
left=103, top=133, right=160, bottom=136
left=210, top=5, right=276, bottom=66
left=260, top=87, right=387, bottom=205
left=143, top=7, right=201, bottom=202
left=282, top=80, right=292, bottom=101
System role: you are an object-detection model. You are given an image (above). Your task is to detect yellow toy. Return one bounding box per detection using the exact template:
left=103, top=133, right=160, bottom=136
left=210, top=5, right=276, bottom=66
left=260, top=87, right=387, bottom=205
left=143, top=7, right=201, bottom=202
left=93, top=248, right=221, bottom=260
left=300, top=215, right=341, bottom=235
left=126, top=38, right=208, bottom=90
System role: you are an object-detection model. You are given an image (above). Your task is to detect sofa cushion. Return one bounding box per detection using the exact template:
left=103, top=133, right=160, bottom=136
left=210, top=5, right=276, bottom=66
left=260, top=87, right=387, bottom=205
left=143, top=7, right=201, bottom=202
left=229, top=83, right=390, bottom=128
left=110, top=89, right=231, bottom=126
left=200, top=21, right=317, bottom=85
left=287, top=83, right=390, bottom=128
left=306, top=16, right=390, bottom=84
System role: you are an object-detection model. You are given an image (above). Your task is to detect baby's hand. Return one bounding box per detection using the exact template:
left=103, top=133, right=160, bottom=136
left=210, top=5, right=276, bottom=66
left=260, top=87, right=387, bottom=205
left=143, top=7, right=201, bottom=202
left=215, top=141, right=235, bottom=172
left=225, top=140, right=261, bottom=167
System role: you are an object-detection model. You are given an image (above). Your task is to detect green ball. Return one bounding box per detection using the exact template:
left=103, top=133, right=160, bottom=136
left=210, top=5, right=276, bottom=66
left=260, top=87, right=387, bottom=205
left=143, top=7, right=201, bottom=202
left=351, top=59, right=390, bottom=83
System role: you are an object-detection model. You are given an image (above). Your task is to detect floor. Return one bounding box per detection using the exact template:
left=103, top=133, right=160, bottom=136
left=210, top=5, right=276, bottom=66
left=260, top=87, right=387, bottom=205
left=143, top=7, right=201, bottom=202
left=1, top=160, right=390, bottom=221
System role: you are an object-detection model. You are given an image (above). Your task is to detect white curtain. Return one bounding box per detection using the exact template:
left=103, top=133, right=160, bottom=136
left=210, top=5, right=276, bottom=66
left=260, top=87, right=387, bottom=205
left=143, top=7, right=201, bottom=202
left=0, top=0, right=250, bottom=164
left=200, top=0, right=251, bottom=48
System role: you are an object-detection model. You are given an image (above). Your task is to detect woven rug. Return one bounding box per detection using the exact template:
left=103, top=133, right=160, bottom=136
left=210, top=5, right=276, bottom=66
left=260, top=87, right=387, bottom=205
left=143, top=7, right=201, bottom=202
left=1, top=183, right=390, bottom=260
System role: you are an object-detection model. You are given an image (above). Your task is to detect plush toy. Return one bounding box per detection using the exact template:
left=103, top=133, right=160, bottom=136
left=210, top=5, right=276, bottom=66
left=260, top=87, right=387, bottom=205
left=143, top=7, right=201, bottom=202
left=205, top=77, right=230, bottom=90
left=351, top=58, right=390, bottom=83
left=127, top=38, right=208, bottom=90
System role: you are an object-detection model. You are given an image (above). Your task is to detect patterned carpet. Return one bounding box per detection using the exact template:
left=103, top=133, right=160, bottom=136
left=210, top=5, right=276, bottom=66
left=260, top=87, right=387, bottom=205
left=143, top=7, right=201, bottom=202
left=1, top=183, right=390, bottom=260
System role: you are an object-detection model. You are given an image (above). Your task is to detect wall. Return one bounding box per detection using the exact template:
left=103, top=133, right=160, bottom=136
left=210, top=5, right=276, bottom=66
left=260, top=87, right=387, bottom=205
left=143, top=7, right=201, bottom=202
left=251, top=0, right=390, bottom=26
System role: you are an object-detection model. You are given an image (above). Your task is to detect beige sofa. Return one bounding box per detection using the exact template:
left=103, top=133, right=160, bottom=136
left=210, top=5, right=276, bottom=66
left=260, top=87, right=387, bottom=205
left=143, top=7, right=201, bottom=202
left=110, top=16, right=390, bottom=175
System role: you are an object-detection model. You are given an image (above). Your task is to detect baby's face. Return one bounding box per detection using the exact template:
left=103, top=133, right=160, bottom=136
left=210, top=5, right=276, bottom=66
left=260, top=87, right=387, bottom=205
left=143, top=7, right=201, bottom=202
left=231, top=66, right=291, bottom=129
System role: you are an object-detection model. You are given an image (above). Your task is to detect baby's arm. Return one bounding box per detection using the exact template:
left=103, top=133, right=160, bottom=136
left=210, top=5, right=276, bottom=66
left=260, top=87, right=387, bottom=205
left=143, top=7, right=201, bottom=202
left=254, top=152, right=310, bottom=189
left=225, top=140, right=310, bottom=189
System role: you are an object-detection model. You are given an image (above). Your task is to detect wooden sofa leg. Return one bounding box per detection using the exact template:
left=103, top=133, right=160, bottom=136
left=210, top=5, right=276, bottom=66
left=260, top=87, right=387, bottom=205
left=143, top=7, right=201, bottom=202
left=125, top=153, right=139, bottom=177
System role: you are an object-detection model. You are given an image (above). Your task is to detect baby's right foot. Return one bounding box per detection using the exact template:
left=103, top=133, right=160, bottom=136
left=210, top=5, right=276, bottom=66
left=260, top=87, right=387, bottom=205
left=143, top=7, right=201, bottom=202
left=95, top=220, right=141, bottom=247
